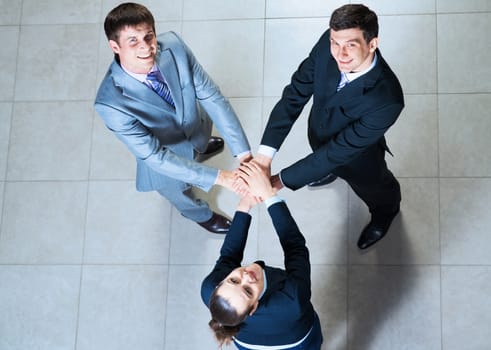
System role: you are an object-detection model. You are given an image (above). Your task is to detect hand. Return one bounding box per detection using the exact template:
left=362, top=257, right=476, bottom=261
left=236, top=193, right=261, bottom=212
left=271, top=174, right=284, bottom=192
left=238, top=152, right=253, bottom=164
left=237, top=162, right=276, bottom=200
left=251, top=154, right=272, bottom=178
left=216, top=170, right=235, bottom=191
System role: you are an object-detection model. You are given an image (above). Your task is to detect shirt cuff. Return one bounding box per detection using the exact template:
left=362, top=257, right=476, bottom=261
left=257, top=145, right=277, bottom=159
left=235, top=150, right=252, bottom=160
left=263, top=195, right=283, bottom=208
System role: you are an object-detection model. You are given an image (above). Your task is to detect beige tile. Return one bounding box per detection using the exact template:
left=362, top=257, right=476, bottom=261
left=386, top=94, right=438, bottom=177
left=439, top=94, right=491, bottom=176
left=165, top=265, right=236, bottom=349
left=0, top=103, right=11, bottom=180
left=349, top=265, right=441, bottom=350
left=441, top=178, right=491, bottom=264
left=22, top=0, right=100, bottom=24
left=363, top=0, right=435, bottom=14
left=169, top=194, right=259, bottom=264
left=183, top=0, right=265, bottom=20
left=183, top=20, right=264, bottom=97
left=0, top=0, right=22, bottom=25
left=266, top=0, right=344, bottom=18
left=0, top=181, right=87, bottom=264
left=442, top=266, right=491, bottom=350
left=16, top=24, right=99, bottom=101
left=7, top=102, right=92, bottom=181
left=90, top=116, right=136, bottom=180
left=85, top=181, right=171, bottom=264
left=101, top=0, right=183, bottom=22
left=311, top=265, right=348, bottom=350
left=77, top=265, right=168, bottom=350
left=349, top=178, right=440, bottom=264
left=264, top=18, right=329, bottom=96
left=438, top=13, right=491, bottom=93
left=0, top=266, right=81, bottom=350
left=258, top=181, right=349, bottom=265
left=0, top=26, right=18, bottom=101
left=378, top=15, right=437, bottom=94
left=437, top=0, right=491, bottom=13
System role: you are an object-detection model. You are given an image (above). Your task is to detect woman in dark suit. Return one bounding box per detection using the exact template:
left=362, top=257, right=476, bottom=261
left=201, top=162, right=323, bottom=349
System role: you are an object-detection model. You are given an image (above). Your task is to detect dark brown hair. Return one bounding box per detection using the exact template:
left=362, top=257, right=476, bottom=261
left=329, top=4, right=378, bottom=44
left=208, top=286, right=253, bottom=347
left=103, top=2, right=155, bottom=43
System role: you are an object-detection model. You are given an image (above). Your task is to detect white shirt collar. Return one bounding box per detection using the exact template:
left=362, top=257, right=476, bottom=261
left=344, top=52, right=378, bottom=83
left=121, top=63, right=158, bottom=83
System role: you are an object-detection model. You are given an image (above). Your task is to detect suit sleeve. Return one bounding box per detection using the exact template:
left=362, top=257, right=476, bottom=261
left=201, top=211, right=252, bottom=306
left=260, top=34, right=318, bottom=151
left=94, top=102, right=219, bottom=191
left=175, top=35, right=251, bottom=158
left=281, top=100, right=404, bottom=190
left=268, top=201, right=311, bottom=299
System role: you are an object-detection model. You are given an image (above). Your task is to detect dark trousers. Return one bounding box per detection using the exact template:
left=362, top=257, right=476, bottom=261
left=333, top=143, right=401, bottom=220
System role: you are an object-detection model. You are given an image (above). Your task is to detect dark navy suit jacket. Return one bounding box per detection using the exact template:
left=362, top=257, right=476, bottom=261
left=261, top=29, right=404, bottom=190
left=201, top=202, right=315, bottom=346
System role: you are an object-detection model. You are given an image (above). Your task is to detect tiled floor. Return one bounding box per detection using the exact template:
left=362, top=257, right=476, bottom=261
left=1, top=1, right=490, bottom=349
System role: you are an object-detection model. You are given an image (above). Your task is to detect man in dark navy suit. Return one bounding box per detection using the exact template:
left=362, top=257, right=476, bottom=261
left=253, top=4, right=404, bottom=249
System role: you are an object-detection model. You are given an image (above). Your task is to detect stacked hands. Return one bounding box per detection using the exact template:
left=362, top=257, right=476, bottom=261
left=219, top=154, right=283, bottom=211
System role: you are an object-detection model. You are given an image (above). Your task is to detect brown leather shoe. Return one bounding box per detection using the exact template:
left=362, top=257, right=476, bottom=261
left=196, top=137, right=224, bottom=162
left=198, top=212, right=231, bottom=234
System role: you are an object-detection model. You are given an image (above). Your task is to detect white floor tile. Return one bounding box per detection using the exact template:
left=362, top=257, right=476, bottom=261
left=7, top=102, right=92, bottom=181
left=183, top=0, right=265, bottom=20
left=85, top=181, right=171, bottom=264
left=378, top=15, right=437, bottom=94
left=363, top=0, right=435, bottom=14
left=0, top=265, right=81, bottom=350
left=0, top=0, right=22, bottom=25
left=439, top=94, right=491, bottom=176
left=348, top=266, right=441, bottom=350
left=266, top=0, right=344, bottom=18
left=349, top=178, right=440, bottom=265
left=437, top=0, right=491, bottom=13
left=22, top=0, right=100, bottom=24
left=442, top=266, right=491, bottom=350
left=77, top=265, right=168, bottom=350
left=438, top=13, right=491, bottom=93
left=182, top=20, right=264, bottom=97
left=15, top=24, right=99, bottom=101
left=264, top=18, right=328, bottom=96
left=0, top=26, right=18, bottom=101
left=0, top=103, right=11, bottom=180
left=386, top=94, right=439, bottom=177
left=441, top=178, right=491, bottom=264
left=90, top=116, right=136, bottom=180
left=0, top=181, right=87, bottom=264
left=101, top=0, right=183, bottom=22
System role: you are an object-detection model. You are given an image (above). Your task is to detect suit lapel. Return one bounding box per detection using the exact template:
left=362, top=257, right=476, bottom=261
left=325, top=51, right=382, bottom=109
left=111, top=61, right=175, bottom=113
left=156, top=48, right=184, bottom=121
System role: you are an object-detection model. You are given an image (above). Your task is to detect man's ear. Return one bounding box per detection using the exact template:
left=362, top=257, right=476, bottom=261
left=108, top=39, right=120, bottom=54
left=369, top=37, right=379, bottom=53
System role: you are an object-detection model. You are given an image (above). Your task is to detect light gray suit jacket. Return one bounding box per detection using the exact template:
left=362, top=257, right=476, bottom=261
left=94, top=32, right=250, bottom=192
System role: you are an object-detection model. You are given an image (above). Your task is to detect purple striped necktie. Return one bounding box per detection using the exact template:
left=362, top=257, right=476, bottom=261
left=146, top=70, right=175, bottom=107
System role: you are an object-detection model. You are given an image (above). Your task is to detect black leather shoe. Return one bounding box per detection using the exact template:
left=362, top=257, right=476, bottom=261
left=197, top=212, right=231, bottom=234
left=308, top=173, right=338, bottom=188
left=196, top=137, right=224, bottom=162
left=357, top=209, right=399, bottom=250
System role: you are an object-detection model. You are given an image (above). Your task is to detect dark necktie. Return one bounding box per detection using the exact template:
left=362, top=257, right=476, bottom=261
left=337, top=72, right=350, bottom=91
left=146, top=70, right=175, bottom=107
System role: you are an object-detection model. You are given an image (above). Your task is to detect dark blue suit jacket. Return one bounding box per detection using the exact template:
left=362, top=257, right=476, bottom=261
left=201, top=202, right=315, bottom=346
left=261, top=29, right=404, bottom=190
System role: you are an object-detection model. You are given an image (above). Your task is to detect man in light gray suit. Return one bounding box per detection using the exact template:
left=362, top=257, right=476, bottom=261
left=95, top=3, right=251, bottom=233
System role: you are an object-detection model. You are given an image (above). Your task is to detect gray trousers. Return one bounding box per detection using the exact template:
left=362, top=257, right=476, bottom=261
left=156, top=178, right=212, bottom=223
